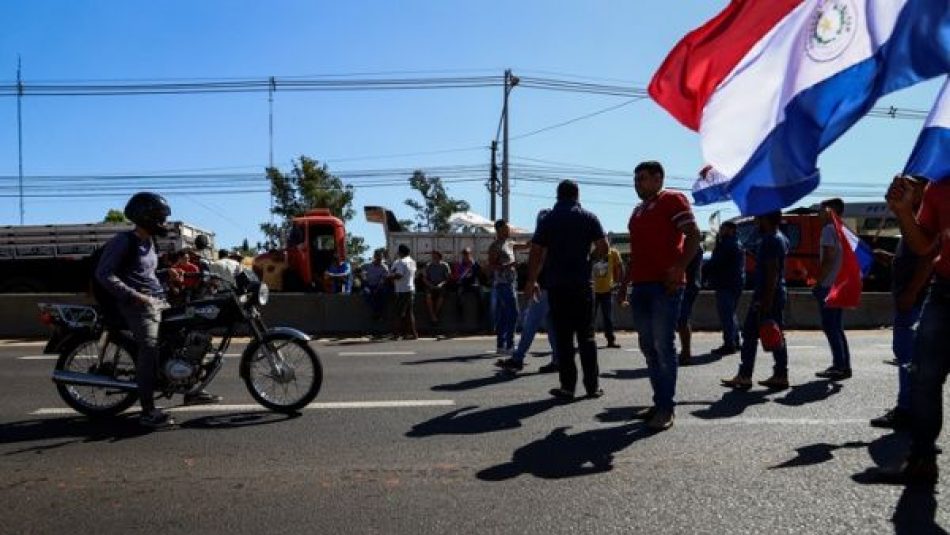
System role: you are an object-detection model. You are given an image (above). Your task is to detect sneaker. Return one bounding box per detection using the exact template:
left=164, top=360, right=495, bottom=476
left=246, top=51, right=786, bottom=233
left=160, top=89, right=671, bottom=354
left=606, top=341, right=621, bottom=349
left=538, top=363, right=559, bottom=374
left=721, top=375, right=753, bottom=390
left=183, top=391, right=223, bottom=406
left=815, top=367, right=852, bottom=380
left=549, top=388, right=575, bottom=401
left=647, top=408, right=675, bottom=432
left=711, top=345, right=739, bottom=356
left=140, top=409, right=176, bottom=429
left=870, top=408, right=912, bottom=430
left=874, top=456, right=939, bottom=485
left=495, top=347, right=512, bottom=356
left=757, top=375, right=790, bottom=390
left=494, top=358, right=523, bottom=372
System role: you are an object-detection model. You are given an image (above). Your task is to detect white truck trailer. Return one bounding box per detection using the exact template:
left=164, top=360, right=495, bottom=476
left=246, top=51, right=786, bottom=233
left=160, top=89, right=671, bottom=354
left=0, top=221, right=215, bottom=292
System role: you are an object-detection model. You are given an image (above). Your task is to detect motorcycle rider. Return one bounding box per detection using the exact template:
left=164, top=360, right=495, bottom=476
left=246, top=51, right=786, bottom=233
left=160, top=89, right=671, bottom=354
left=95, top=192, right=221, bottom=428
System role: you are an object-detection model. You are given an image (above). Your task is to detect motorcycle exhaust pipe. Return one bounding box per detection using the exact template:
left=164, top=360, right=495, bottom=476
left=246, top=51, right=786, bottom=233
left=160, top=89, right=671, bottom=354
left=51, top=370, right=138, bottom=391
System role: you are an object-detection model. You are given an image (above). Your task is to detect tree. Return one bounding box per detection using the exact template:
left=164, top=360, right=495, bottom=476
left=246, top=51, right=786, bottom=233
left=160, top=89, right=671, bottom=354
left=234, top=238, right=258, bottom=257
left=261, top=156, right=367, bottom=261
left=403, top=170, right=471, bottom=232
left=103, top=209, right=127, bottom=223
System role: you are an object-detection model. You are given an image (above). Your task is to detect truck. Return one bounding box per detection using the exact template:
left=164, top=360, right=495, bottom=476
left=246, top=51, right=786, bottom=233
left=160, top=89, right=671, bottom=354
left=364, top=206, right=533, bottom=275
left=0, top=221, right=215, bottom=293
left=252, top=208, right=347, bottom=292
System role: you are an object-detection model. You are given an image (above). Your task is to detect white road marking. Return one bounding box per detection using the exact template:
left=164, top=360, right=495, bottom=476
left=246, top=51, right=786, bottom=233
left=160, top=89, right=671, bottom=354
left=18, top=353, right=243, bottom=361
left=678, top=417, right=867, bottom=426
left=30, top=399, right=456, bottom=416
left=337, top=351, right=417, bottom=356
left=0, top=341, right=46, bottom=347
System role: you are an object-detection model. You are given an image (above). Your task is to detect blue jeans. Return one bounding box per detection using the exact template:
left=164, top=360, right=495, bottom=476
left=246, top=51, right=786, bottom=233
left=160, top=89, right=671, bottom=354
left=910, top=280, right=950, bottom=458
left=594, top=292, right=616, bottom=343
left=512, top=290, right=557, bottom=364
left=630, top=283, right=683, bottom=410
left=813, top=286, right=851, bottom=370
left=738, top=292, right=788, bottom=377
left=715, top=288, right=742, bottom=348
left=493, top=283, right=518, bottom=350
left=893, top=303, right=922, bottom=411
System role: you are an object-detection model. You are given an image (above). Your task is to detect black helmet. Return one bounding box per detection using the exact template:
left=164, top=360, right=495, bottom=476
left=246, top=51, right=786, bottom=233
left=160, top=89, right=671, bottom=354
left=124, top=192, right=171, bottom=237
left=194, top=234, right=210, bottom=251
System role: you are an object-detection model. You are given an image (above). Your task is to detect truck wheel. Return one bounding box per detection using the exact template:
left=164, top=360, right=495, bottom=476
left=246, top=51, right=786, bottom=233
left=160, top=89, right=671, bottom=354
left=0, top=277, right=47, bottom=293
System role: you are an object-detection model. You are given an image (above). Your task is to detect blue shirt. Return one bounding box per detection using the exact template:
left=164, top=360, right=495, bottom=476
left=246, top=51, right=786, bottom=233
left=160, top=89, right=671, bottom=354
left=328, top=261, right=353, bottom=294
left=708, top=236, right=745, bottom=291
left=752, top=231, right=788, bottom=299
left=531, top=200, right=606, bottom=289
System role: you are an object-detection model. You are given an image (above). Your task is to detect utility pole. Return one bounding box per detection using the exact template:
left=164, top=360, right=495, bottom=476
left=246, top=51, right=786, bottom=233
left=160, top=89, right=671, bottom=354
left=268, top=76, right=276, bottom=169
left=268, top=76, right=276, bottom=224
left=501, top=69, right=514, bottom=222
left=16, top=56, right=24, bottom=225
left=489, top=140, right=498, bottom=220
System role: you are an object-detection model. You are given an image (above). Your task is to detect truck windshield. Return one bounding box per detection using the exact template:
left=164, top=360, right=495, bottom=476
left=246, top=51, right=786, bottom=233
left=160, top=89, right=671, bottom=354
left=287, top=225, right=305, bottom=247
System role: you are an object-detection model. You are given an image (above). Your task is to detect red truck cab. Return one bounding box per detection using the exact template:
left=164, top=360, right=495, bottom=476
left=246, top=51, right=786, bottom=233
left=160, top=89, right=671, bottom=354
left=733, top=209, right=824, bottom=287
left=254, top=209, right=346, bottom=291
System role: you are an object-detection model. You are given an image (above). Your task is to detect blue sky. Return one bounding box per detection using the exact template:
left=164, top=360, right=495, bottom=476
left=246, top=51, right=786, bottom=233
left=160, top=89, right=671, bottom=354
left=0, top=1, right=942, bottom=252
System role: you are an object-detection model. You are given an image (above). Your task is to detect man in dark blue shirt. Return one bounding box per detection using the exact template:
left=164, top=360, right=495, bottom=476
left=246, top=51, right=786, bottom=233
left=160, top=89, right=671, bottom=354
left=706, top=221, right=745, bottom=355
left=721, top=211, right=790, bottom=390
left=526, top=180, right=609, bottom=401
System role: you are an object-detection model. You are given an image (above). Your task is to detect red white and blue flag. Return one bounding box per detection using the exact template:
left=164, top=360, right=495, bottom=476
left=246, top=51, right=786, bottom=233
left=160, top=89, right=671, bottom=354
left=649, top=0, right=950, bottom=213
left=904, top=77, right=950, bottom=182
left=825, top=211, right=873, bottom=308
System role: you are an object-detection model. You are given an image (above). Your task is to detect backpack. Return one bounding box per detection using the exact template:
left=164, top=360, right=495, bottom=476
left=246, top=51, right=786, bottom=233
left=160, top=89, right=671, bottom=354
left=85, top=231, right=141, bottom=324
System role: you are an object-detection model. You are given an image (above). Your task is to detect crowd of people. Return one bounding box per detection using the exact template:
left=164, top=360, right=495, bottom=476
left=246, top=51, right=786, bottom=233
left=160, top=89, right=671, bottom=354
left=356, top=162, right=946, bottom=486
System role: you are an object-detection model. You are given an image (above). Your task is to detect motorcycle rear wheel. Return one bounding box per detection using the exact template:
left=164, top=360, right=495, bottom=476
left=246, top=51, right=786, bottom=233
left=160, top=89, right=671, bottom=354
left=243, top=336, right=322, bottom=413
left=55, top=338, right=139, bottom=418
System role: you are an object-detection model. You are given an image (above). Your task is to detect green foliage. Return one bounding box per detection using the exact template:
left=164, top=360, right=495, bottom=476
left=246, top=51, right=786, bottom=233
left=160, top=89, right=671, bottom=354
left=403, top=170, right=471, bottom=232
left=260, top=155, right=360, bottom=245
left=346, top=233, right=369, bottom=265
left=234, top=238, right=259, bottom=257
left=103, top=209, right=127, bottom=223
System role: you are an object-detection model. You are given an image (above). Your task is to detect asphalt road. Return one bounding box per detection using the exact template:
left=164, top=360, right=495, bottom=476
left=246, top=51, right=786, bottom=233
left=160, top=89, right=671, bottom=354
left=0, top=330, right=947, bottom=534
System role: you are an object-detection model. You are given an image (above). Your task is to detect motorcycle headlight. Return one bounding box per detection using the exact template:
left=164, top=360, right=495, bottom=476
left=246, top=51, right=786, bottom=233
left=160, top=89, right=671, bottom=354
left=256, top=283, right=270, bottom=306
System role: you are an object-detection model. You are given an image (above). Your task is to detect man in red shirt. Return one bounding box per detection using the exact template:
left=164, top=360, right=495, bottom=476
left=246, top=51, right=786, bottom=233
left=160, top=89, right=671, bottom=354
left=880, top=175, right=950, bottom=485
left=619, top=161, right=701, bottom=431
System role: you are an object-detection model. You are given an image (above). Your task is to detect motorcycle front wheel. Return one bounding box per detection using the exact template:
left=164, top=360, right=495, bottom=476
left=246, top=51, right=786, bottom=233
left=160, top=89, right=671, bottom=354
left=55, top=338, right=139, bottom=418
left=242, top=335, right=322, bottom=413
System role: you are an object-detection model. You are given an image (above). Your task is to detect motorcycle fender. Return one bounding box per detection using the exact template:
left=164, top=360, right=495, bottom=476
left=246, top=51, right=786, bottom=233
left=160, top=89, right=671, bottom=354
left=45, top=328, right=97, bottom=355
left=239, top=327, right=312, bottom=379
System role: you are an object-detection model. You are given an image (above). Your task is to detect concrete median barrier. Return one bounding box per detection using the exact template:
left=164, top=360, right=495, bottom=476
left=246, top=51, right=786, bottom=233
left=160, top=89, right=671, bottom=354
left=1, top=290, right=894, bottom=339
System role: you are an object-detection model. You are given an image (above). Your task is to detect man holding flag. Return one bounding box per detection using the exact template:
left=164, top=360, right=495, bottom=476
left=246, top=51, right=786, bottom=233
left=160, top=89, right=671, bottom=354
left=813, top=198, right=853, bottom=381
left=878, top=78, right=950, bottom=485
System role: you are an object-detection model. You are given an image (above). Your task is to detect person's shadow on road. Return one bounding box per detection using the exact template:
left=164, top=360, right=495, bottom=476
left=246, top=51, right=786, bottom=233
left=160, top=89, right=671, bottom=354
left=685, top=388, right=772, bottom=419
left=431, top=371, right=521, bottom=392
left=773, top=379, right=843, bottom=407
left=403, top=353, right=496, bottom=366
left=600, top=368, right=650, bottom=380
left=0, top=415, right=151, bottom=455
left=477, top=422, right=652, bottom=480
left=850, top=432, right=948, bottom=533
left=406, top=399, right=560, bottom=437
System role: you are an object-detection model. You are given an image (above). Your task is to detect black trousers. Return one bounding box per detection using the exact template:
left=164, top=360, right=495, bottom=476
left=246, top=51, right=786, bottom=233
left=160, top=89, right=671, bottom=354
left=548, top=286, right=599, bottom=394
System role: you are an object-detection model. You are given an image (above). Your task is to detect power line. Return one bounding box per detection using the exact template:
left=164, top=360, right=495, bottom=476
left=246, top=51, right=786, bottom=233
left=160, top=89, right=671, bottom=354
left=510, top=97, right=646, bottom=141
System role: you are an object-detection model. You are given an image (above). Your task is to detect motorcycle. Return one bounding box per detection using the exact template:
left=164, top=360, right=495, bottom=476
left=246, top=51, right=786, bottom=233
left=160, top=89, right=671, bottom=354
left=38, top=269, right=322, bottom=417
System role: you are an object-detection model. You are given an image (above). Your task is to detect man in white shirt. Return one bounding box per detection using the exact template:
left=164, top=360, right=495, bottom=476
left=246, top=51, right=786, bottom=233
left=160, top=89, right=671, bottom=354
left=813, top=198, right=852, bottom=381
left=210, top=249, right=242, bottom=288
left=388, top=244, right=418, bottom=340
